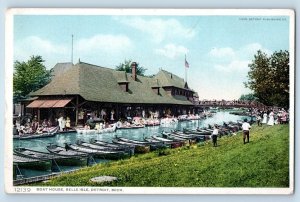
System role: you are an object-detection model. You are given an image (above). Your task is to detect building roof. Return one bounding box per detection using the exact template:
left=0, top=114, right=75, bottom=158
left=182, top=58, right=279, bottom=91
left=51, top=62, right=74, bottom=77
left=31, top=62, right=194, bottom=105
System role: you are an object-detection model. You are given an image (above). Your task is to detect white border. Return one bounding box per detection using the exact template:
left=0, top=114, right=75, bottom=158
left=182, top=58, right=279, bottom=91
left=5, top=8, right=295, bottom=195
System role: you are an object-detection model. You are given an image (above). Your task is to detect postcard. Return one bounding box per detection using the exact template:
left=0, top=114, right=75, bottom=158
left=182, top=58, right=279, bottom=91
left=5, top=8, right=295, bottom=194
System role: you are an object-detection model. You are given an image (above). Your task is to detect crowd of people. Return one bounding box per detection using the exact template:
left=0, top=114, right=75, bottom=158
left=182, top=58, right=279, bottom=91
left=13, top=115, right=72, bottom=136
left=254, top=108, right=289, bottom=126
left=210, top=107, right=289, bottom=147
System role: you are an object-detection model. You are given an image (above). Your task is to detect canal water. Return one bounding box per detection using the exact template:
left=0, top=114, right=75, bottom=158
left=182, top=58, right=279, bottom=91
left=13, top=111, right=250, bottom=178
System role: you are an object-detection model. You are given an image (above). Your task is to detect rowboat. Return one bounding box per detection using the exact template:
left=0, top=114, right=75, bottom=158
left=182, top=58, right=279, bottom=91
left=112, top=138, right=150, bottom=154
left=116, top=137, right=167, bottom=151
left=183, top=128, right=211, bottom=136
left=14, top=147, right=88, bottom=167
left=144, top=137, right=172, bottom=149
left=13, top=126, right=59, bottom=140
left=151, top=135, right=184, bottom=148
left=90, top=139, right=134, bottom=151
left=160, top=118, right=178, bottom=125
left=65, top=143, right=127, bottom=160
left=46, top=144, right=89, bottom=166
left=13, top=154, right=52, bottom=171
left=76, top=140, right=133, bottom=155
left=116, top=124, right=145, bottom=129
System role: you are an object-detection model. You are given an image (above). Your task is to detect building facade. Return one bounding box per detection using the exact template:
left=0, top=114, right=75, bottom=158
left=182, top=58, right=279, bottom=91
left=25, top=61, right=199, bottom=126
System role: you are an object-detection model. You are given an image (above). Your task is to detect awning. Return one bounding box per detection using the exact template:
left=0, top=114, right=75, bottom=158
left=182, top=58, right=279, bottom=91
left=52, top=99, right=72, bottom=108
left=26, top=99, right=73, bottom=108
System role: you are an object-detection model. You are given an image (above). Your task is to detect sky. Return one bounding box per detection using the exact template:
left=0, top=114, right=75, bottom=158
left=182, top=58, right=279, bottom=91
left=13, top=14, right=290, bottom=100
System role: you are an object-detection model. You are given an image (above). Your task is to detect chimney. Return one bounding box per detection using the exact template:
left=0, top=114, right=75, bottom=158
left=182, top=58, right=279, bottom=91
left=131, top=62, right=137, bottom=81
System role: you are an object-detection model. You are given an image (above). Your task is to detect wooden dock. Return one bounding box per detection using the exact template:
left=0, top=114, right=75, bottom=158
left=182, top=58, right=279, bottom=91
left=13, top=169, right=78, bottom=186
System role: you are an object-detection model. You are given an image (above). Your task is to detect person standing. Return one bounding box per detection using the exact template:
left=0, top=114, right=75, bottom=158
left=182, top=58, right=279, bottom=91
left=262, top=111, right=268, bottom=124
left=242, top=119, right=251, bottom=144
left=256, top=112, right=262, bottom=126
left=211, top=125, right=219, bottom=147
left=66, top=117, right=71, bottom=131
left=267, top=111, right=275, bottom=126
left=58, top=115, right=63, bottom=131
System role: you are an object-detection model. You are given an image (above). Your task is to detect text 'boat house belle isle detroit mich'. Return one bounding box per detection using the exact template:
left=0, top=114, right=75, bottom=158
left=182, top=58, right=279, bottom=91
left=23, top=61, right=200, bottom=126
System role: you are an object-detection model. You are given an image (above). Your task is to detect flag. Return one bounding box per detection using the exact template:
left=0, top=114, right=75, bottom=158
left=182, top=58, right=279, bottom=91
left=185, top=55, right=189, bottom=68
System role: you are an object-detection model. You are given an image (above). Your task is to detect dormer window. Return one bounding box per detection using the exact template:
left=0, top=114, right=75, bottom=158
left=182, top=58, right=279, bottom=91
left=118, top=81, right=129, bottom=92
left=151, top=87, right=160, bottom=95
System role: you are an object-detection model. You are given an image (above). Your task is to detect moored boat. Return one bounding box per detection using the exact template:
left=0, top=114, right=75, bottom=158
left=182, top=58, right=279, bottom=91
left=46, top=144, right=89, bottom=166
left=112, top=138, right=150, bottom=154
left=151, top=135, right=184, bottom=148
left=13, top=154, right=52, bottom=171
left=66, top=143, right=128, bottom=160
left=116, top=137, right=167, bottom=150
left=13, top=126, right=59, bottom=140
left=14, top=147, right=88, bottom=167
left=76, top=140, right=133, bottom=156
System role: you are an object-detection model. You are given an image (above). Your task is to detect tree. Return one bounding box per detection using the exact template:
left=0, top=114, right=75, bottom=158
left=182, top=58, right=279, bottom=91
left=239, top=93, right=258, bottom=101
left=245, top=50, right=289, bottom=108
left=115, top=59, right=147, bottom=76
left=13, top=56, right=52, bottom=101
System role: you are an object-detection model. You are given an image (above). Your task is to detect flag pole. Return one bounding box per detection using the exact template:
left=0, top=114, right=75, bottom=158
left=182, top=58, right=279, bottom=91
left=185, top=65, right=187, bottom=83
left=71, top=34, right=74, bottom=64
left=185, top=54, right=188, bottom=83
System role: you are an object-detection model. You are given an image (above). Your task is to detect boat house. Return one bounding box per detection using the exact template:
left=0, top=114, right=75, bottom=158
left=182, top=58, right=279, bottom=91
left=25, top=61, right=199, bottom=126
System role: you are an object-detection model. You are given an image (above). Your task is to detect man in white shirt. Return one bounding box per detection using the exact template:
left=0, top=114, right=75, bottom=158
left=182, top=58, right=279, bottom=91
left=242, top=118, right=251, bottom=144
left=211, top=125, right=219, bottom=147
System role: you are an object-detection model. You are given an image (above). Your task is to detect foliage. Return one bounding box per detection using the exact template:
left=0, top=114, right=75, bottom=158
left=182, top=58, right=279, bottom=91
left=115, top=59, right=147, bottom=76
left=245, top=50, right=289, bottom=108
left=239, top=93, right=258, bottom=101
left=35, top=124, right=289, bottom=187
left=13, top=56, right=52, bottom=101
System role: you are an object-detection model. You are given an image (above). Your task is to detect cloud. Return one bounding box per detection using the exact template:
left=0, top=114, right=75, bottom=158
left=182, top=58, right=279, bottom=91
left=214, top=60, right=250, bottom=72
left=75, top=34, right=133, bottom=53
left=209, top=43, right=272, bottom=73
left=115, top=17, right=196, bottom=43
left=208, top=47, right=235, bottom=59
left=240, top=43, right=272, bottom=58
left=14, top=36, right=69, bottom=68
left=155, top=44, right=189, bottom=59
left=14, top=34, right=134, bottom=69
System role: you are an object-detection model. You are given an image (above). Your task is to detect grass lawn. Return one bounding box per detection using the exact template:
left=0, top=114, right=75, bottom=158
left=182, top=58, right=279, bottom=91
left=34, top=124, right=290, bottom=187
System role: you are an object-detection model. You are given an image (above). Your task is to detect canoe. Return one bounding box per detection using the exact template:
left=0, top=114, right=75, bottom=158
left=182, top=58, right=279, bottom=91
left=13, top=126, right=59, bottom=140
left=13, top=154, right=52, bottom=171
left=66, top=143, right=127, bottom=160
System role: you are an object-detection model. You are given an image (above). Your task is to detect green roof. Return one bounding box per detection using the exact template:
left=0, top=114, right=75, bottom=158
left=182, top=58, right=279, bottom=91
left=31, top=62, right=194, bottom=105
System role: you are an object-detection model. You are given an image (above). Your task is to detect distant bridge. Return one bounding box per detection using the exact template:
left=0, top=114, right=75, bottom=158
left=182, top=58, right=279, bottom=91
left=194, top=100, right=267, bottom=109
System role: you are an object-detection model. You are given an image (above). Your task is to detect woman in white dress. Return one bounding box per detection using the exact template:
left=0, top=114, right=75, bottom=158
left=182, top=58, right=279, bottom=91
left=267, top=111, right=274, bottom=126
left=262, top=112, right=268, bottom=124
